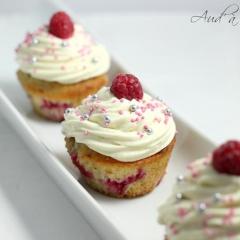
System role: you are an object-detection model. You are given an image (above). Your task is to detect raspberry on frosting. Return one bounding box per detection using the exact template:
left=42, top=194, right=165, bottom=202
left=110, top=73, right=143, bottom=100
left=49, top=11, right=74, bottom=39
left=212, top=140, right=240, bottom=175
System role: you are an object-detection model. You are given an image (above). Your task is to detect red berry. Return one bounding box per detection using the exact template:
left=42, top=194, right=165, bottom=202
left=110, top=74, right=143, bottom=100
left=49, top=11, right=74, bottom=39
left=212, top=140, right=240, bottom=175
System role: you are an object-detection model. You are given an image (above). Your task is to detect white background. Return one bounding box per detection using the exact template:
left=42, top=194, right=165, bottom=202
left=1, top=0, right=240, bottom=239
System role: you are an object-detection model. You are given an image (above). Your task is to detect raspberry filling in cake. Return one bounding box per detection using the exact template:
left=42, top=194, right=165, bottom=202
left=69, top=143, right=147, bottom=196
left=102, top=169, right=146, bottom=196
left=38, top=99, right=72, bottom=121
left=70, top=152, right=93, bottom=179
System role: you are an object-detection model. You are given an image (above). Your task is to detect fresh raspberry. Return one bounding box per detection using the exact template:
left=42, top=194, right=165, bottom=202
left=212, top=140, right=240, bottom=175
left=49, top=11, right=74, bottom=39
left=110, top=74, right=143, bottom=100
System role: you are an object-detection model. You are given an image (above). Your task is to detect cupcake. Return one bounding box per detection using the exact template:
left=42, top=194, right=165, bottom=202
left=62, top=73, right=176, bottom=198
left=16, top=11, right=110, bottom=121
left=159, top=140, right=240, bottom=239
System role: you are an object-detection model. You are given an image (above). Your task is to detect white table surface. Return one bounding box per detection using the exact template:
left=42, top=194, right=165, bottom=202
left=1, top=8, right=240, bottom=240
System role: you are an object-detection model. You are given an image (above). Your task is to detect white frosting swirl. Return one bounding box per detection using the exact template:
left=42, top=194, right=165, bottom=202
left=16, top=24, right=110, bottom=84
left=62, top=87, right=176, bottom=162
left=159, top=157, right=240, bottom=240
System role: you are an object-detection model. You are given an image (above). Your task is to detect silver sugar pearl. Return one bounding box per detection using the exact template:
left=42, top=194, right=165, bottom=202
left=91, top=58, right=98, bottom=64
left=177, top=175, right=184, bottom=183
left=32, top=38, right=39, bottom=44
left=104, top=115, right=111, bottom=124
left=156, top=96, right=163, bottom=102
left=61, top=41, right=69, bottom=47
left=91, top=94, right=98, bottom=101
left=31, top=56, right=37, bottom=64
left=213, top=193, right=222, bottom=202
left=82, top=113, right=89, bottom=120
left=176, top=193, right=183, bottom=201
left=164, top=108, right=172, bottom=116
left=197, top=202, right=207, bottom=213
left=64, top=108, right=73, bottom=114
left=129, top=104, right=137, bottom=112
left=144, top=127, right=153, bottom=135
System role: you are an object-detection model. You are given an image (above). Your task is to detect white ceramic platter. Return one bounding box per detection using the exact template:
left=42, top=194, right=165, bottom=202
left=0, top=59, right=215, bottom=240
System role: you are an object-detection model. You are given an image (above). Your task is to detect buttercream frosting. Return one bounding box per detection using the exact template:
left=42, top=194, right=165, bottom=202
left=62, top=87, right=176, bottom=162
left=159, top=157, right=240, bottom=240
left=16, top=24, right=110, bottom=84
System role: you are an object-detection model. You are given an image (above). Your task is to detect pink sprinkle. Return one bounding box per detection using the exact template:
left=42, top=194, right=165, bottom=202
left=78, top=45, right=91, bottom=56
left=131, top=117, right=139, bottom=123
left=137, top=132, right=144, bottom=138
left=164, top=116, right=169, bottom=124
left=170, top=224, right=178, bottom=235
left=15, top=44, right=20, bottom=53
left=223, top=208, right=235, bottom=225
left=120, top=99, right=124, bottom=103
left=154, top=117, right=161, bottom=123
left=24, top=32, right=33, bottom=45
left=112, top=99, right=117, bottom=104
left=60, top=65, right=66, bottom=71
left=75, top=111, right=81, bottom=116
left=101, top=108, right=107, bottom=113
left=203, top=214, right=213, bottom=227
left=228, top=232, right=237, bottom=239
left=83, top=130, right=89, bottom=136
left=225, top=196, right=235, bottom=205
left=135, top=111, right=142, bottom=116
left=203, top=157, right=211, bottom=166
left=203, top=228, right=217, bottom=237
left=191, top=171, right=200, bottom=178
left=154, top=102, right=161, bottom=108
left=177, top=208, right=188, bottom=219
left=140, top=106, right=146, bottom=113
left=118, top=110, right=123, bottom=115
left=187, top=163, right=194, bottom=170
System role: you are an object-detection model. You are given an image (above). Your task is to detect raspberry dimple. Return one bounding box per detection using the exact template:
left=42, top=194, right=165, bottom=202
left=212, top=140, right=240, bottom=175
left=49, top=11, right=74, bottom=39
left=110, top=73, right=143, bottom=100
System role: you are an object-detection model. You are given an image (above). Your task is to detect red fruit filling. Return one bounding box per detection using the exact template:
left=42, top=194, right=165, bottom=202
left=71, top=153, right=93, bottom=179
left=103, top=169, right=145, bottom=196
left=40, top=99, right=71, bottom=121
left=40, top=99, right=71, bottom=110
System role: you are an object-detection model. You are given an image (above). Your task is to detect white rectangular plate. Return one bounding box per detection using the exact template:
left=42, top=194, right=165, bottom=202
left=0, top=60, right=215, bottom=240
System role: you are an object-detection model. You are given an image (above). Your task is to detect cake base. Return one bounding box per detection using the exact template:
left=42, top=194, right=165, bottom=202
left=17, top=70, right=108, bottom=121
left=65, top=137, right=176, bottom=198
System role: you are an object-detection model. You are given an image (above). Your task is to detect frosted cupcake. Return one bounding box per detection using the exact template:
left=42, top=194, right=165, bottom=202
left=62, top=73, right=176, bottom=198
left=159, top=140, right=240, bottom=239
left=16, top=11, right=110, bottom=121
